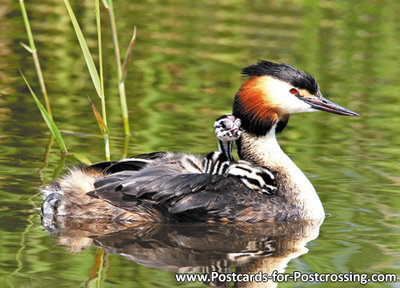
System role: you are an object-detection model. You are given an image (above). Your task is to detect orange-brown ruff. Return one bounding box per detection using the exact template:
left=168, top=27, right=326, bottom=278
left=237, top=76, right=284, bottom=124
left=41, top=60, right=358, bottom=224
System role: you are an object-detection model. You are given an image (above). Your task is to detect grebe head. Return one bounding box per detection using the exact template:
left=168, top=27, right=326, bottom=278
left=214, top=114, right=241, bottom=142
left=233, top=60, right=359, bottom=136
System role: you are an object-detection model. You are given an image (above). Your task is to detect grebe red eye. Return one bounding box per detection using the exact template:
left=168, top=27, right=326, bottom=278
left=289, top=88, right=298, bottom=95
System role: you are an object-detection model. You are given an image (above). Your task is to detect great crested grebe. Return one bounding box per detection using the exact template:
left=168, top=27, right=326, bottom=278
left=41, top=60, right=358, bottom=223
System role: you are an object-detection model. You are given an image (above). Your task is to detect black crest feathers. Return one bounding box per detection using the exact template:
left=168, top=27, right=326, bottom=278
left=241, top=60, right=319, bottom=95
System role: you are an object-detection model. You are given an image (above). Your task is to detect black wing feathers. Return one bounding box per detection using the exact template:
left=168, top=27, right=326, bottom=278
left=87, top=152, right=279, bottom=222
left=89, top=161, right=254, bottom=221
left=118, top=168, right=213, bottom=202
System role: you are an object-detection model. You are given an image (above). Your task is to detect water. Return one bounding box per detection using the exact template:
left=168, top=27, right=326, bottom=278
left=1, top=0, right=399, bottom=287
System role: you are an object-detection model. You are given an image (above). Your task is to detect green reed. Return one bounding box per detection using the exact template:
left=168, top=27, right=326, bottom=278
left=63, top=0, right=111, bottom=160
left=95, top=0, right=110, bottom=160
left=19, top=0, right=52, bottom=118
left=103, top=0, right=136, bottom=136
left=20, top=71, right=68, bottom=153
left=20, top=0, right=136, bottom=159
left=19, top=0, right=67, bottom=153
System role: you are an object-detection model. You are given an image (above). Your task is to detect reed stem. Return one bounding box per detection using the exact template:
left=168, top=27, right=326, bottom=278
left=95, top=0, right=110, bottom=160
left=122, top=135, right=130, bottom=159
left=105, top=1, right=131, bottom=136
left=104, top=135, right=110, bottom=161
left=19, top=0, right=52, bottom=118
left=95, top=0, right=106, bottom=126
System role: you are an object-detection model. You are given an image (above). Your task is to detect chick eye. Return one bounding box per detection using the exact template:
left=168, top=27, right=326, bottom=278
left=289, top=88, right=299, bottom=95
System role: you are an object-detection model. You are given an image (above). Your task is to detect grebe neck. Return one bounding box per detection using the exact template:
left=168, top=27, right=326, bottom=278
left=237, top=126, right=325, bottom=219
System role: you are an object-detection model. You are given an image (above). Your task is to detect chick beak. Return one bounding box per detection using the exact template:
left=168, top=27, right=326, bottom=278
left=301, top=94, right=359, bottom=116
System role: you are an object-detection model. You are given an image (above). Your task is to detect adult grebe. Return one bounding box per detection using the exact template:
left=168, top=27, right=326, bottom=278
left=41, top=60, right=358, bottom=223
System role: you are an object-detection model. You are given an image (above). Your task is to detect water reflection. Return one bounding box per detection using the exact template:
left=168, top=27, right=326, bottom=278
left=43, top=218, right=322, bottom=287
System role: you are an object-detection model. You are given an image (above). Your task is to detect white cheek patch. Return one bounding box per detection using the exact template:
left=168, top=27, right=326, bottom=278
left=265, top=78, right=317, bottom=114
left=287, top=99, right=314, bottom=114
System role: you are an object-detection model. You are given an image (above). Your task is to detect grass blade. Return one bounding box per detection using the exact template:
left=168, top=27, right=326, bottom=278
left=88, top=96, right=111, bottom=160
left=88, top=97, right=109, bottom=135
left=20, top=70, right=68, bottom=153
left=64, top=0, right=102, bottom=99
left=121, top=27, right=136, bottom=83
